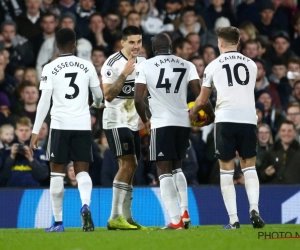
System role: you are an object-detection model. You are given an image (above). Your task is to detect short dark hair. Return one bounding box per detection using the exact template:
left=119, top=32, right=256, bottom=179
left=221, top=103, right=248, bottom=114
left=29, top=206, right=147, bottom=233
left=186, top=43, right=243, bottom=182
left=181, top=6, right=197, bottom=16
left=216, top=26, right=240, bottom=45
left=280, top=120, right=296, bottom=130
left=172, top=37, right=190, bottom=52
left=190, top=55, right=204, bottom=62
left=92, top=46, right=107, bottom=56
left=89, top=12, right=103, bottom=24
left=122, top=25, right=142, bottom=40
left=55, top=28, right=76, bottom=48
left=41, top=12, right=57, bottom=21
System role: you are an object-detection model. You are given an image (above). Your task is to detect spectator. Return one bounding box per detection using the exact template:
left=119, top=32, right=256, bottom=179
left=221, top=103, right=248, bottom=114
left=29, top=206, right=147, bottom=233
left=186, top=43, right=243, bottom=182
left=40, top=0, right=61, bottom=17
left=23, top=68, right=39, bottom=86
left=31, top=12, right=58, bottom=62
left=94, top=130, right=109, bottom=159
left=0, top=117, right=49, bottom=187
left=103, top=11, right=122, bottom=47
left=190, top=56, right=205, bottom=78
left=254, top=0, right=284, bottom=41
left=118, top=0, right=133, bottom=29
left=0, top=92, right=18, bottom=126
left=181, top=140, right=199, bottom=185
left=204, top=0, right=236, bottom=31
left=241, top=39, right=259, bottom=59
left=0, top=0, right=23, bottom=24
left=268, top=58, right=287, bottom=85
left=256, top=123, right=273, bottom=169
left=75, top=0, right=96, bottom=39
left=172, top=37, right=192, bottom=60
left=286, top=102, right=300, bottom=143
left=264, top=31, right=296, bottom=74
left=239, top=21, right=258, bottom=44
left=236, top=0, right=261, bottom=25
left=1, top=20, right=35, bottom=73
left=253, top=58, right=281, bottom=109
left=271, top=0, right=290, bottom=31
left=202, top=44, right=217, bottom=66
left=0, top=124, right=14, bottom=150
left=13, top=82, right=39, bottom=124
left=256, top=90, right=284, bottom=137
left=186, top=33, right=201, bottom=56
left=91, top=46, right=107, bottom=76
left=257, top=37, right=267, bottom=59
left=291, top=12, right=300, bottom=57
left=134, top=0, right=163, bottom=35
left=172, top=6, right=206, bottom=41
left=258, top=120, right=300, bottom=184
left=290, top=81, right=300, bottom=104
left=160, top=0, right=182, bottom=32
left=65, top=161, right=77, bottom=186
left=15, top=0, right=43, bottom=40
left=59, top=0, right=76, bottom=13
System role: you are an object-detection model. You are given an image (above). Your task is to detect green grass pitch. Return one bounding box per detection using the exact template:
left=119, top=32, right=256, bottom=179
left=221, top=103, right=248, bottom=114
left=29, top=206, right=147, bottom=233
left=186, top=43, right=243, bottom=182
left=1, top=225, right=300, bottom=250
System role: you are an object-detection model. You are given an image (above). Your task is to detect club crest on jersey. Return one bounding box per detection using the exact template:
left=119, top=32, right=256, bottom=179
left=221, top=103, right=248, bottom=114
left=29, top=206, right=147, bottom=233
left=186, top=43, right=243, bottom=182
left=41, top=76, right=47, bottom=82
left=105, top=69, right=113, bottom=78
left=123, top=143, right=129, bottom=150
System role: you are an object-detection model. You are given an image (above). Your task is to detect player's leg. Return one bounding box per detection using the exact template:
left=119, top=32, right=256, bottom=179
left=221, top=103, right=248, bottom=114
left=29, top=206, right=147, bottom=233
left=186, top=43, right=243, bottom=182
left=104, top=128, right=138, bottom=230
left=172, top=127, right=191, bottom=229
left=45, top=129, right=68, bottom=232
left=216, top=123, right=240, bottom=229
left=122, top=131, right=146, bottom=229
left=238, top=124, right=265, bottom=228
left=151, top=127, right=183, bottom=230
left=70, top=130, right=94, bottom=232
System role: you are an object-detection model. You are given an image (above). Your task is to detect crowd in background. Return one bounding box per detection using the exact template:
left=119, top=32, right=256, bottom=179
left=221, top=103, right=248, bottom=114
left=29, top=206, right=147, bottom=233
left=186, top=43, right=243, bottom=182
left=1, top=0, right=300, bottom=188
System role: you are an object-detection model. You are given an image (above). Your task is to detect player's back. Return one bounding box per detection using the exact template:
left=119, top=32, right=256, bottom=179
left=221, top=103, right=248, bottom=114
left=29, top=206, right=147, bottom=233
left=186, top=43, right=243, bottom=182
left=42, top=55, right=97, bottom=130
left=137, top=55, right=198, bottom=128
left=203, top=51, right=257, bottom=124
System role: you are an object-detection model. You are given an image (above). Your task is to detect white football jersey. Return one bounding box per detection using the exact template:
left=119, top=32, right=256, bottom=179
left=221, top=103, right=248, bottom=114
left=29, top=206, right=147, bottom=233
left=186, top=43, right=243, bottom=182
left=39, top=54, right=100, bottom=130
left=101, top=51, right=146, bottom=131
left=202, top=51, right=257, bottom=125
left=135, top=54, right=200, bottom=129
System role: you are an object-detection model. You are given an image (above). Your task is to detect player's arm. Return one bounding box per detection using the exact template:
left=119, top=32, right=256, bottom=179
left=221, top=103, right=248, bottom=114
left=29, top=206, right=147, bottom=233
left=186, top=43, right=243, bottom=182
left=134, top=83, right=148, bottom=123
left=102, top=57, right=135, bottom=102
left=30, top=89, right=52, bottom=155
left=89, top=66, right=103, bottom=108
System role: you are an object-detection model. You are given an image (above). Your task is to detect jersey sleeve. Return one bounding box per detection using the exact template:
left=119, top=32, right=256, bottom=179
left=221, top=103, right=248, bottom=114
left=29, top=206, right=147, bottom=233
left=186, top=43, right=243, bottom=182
left=187, top=62, right=200, bottom=82
left=135, top=63, right=147, bottom=84
left=89, top=64, right=100, bottom=88
left=101, top=62, right=116, bottom=84
left=39, top=65, right=53, bottom=90
left=202, top=62, right=215, bottom=88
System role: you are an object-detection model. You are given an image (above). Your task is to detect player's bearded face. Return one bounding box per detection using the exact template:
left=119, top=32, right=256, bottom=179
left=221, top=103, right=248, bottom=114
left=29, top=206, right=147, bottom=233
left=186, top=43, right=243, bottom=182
left=122, top=35, right=142, bottom=57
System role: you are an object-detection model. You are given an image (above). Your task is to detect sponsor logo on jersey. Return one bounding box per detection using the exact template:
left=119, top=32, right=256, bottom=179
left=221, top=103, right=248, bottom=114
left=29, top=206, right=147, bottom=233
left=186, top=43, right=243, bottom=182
left=106, top=69, right=113, bottom=78
left=122, top=85, right=132, bottom=94
left=41, top=76, right=47, bottom=82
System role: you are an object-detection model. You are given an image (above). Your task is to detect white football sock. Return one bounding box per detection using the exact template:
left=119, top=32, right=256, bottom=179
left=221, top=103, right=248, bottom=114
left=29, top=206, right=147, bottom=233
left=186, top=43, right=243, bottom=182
left=172, top=169, right=188, bottom=215
left=220, top=169, right=239, bottom=224
left=50, top=172, right=65, bottom=222
left=242, top=166, right=259, bottom=214
left=110, top=180, right=128, bottom=220
left=122, top=185, right=133, bottom=220
left=76, top=171, right=92, bottom=207
left=159, top=174, right=181, bottom=225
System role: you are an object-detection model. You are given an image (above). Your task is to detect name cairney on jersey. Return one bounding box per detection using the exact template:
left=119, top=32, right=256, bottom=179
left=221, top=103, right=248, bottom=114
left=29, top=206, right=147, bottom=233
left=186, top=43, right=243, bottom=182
left=202, top=51, right=257, bottom=125
left=101, top=51, right=146, bottom=131
left=40, top=54, right=100, bottom=130
left=135, top=54, right=199, bottom=129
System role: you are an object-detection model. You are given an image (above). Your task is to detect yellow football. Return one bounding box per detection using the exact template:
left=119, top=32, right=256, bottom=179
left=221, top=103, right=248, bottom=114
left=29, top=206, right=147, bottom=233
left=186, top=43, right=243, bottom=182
left=188, top=102, right=208, bottom=127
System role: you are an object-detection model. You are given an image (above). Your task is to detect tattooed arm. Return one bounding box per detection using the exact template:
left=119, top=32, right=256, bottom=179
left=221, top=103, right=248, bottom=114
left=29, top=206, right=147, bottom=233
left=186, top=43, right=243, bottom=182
left=103, top=58, right=135, bottom=102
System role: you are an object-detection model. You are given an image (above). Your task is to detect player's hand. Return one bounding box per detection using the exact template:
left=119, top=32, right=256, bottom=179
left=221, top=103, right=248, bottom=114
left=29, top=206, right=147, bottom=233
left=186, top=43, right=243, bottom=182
left=23, top=145, right=34, bottom=162
left=29, top=134, right=39, bottom=156
left=144, top=120, right=151, bottom=135
left=188, top=109, right=199, bottom=122
left=265, top=165, right=276, bottom=176
left=122, top=55, right=135, bottom=77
